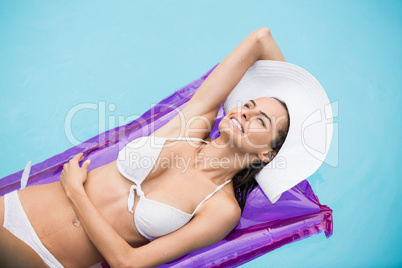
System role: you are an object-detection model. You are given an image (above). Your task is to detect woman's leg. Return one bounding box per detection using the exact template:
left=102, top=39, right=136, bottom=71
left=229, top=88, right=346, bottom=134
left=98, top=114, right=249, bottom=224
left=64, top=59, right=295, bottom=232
left=0, top=195, right=3, bottom=223
left=0, top=227, right=49, bottom=267
left=0, top=195, right=48, bottom=268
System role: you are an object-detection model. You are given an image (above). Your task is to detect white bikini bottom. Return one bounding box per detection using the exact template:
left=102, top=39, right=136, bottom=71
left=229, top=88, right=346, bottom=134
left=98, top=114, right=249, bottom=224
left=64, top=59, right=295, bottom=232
left=3, top=190, right=64, bottom=268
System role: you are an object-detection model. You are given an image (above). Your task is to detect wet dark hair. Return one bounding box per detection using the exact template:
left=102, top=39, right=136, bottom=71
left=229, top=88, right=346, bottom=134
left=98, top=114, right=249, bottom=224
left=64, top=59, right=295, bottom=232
left=233, top=97, right=290, bottom=213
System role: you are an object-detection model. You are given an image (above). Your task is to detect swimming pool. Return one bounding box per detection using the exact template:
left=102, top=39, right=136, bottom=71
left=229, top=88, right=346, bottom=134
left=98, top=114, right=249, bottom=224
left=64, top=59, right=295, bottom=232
left=1, top=1, right=401, bottom=267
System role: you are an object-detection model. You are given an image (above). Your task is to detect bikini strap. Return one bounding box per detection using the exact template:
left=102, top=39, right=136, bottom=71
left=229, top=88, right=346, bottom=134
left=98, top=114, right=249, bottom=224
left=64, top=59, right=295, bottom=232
left=165, top=136, right=210, bottom=144
left=190, top=179, right=232, bottom=216
left=20, top=160, right=32, bottom=190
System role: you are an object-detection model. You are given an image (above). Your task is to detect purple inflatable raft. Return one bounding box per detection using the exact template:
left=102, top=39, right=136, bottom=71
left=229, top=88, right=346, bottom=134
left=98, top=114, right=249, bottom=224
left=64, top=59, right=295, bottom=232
left=0, top=64, right=333, bottom=268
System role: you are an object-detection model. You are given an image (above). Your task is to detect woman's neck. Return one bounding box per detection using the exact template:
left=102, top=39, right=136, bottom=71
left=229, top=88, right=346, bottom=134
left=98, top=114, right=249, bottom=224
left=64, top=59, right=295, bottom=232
left=194, top=136, right=255, bottom=185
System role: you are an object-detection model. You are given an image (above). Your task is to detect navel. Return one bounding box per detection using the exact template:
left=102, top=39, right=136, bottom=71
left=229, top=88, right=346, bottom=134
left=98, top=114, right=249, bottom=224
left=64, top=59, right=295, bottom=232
left=72, top=218, right=82, bottom=228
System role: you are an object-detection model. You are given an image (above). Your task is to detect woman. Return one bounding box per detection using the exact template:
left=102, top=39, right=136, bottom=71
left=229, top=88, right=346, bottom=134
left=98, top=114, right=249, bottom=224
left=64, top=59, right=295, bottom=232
left=0, top=27, right=330, bottom=268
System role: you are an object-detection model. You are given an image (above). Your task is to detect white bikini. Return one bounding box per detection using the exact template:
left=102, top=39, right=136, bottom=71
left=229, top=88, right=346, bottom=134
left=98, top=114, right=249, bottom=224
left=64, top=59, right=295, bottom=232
left=116, top=135, right=232, bottom=241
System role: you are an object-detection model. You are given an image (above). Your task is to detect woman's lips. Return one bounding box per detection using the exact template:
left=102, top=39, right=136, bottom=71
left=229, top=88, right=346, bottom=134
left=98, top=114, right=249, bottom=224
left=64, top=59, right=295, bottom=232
left=229, top=116, right=244, bottom=133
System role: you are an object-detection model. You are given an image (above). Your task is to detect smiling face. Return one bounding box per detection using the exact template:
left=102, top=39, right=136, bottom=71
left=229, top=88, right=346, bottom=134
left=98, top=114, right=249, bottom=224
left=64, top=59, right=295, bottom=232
left=219, top=97, right=289, bottom=163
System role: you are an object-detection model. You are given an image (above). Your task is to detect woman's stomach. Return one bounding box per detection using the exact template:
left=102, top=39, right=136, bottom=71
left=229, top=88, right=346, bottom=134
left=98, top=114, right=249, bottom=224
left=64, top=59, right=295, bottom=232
left=18, top=181, right=103, bottom=267
left=18, top=160, right=147, bottom=267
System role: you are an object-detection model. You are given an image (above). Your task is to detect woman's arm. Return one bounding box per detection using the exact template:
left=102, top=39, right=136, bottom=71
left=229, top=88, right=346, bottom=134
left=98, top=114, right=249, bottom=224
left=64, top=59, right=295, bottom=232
left=153, top=27, right=285, bottom=139
left=122, top=196, right=241, bottom=267
left=64, top=187, right=132, bottom=267
left=61, top=154, right=241, bottom=268
left=188, top=27, right=285, bottom=114
left=61, top=154, right=132, bottom=267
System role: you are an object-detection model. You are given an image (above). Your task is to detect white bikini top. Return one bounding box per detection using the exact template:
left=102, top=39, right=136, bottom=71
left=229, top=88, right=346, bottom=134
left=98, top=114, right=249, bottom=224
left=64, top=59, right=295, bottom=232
left=116, top=135, right=232, bottom=241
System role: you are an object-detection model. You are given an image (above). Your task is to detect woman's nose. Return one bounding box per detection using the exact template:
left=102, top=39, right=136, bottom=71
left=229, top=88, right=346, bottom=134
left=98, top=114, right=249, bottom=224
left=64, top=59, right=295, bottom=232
left=241, top=109, right=254, bottom=120
left=242, top=110, right=248, bottom=120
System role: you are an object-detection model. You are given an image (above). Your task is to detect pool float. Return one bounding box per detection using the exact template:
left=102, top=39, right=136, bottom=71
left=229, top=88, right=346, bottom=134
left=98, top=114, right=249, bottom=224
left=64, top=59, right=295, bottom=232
left=0, top=64, right=333, bottom=268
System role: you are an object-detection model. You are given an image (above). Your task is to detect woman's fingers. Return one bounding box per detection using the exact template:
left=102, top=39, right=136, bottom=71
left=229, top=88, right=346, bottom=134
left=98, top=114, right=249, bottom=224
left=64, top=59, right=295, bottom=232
left=72, top=152, right=84, bottom=162
left=68, top=153, right=85, bottom=164
left=64, top=153, right=90, bottom=171
left=82, top=160, right=91, bottom=171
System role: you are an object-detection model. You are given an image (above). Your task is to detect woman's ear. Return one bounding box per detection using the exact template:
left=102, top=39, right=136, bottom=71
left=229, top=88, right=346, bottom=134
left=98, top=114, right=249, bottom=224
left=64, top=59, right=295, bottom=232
left=258, top=150, right=272, bottom=163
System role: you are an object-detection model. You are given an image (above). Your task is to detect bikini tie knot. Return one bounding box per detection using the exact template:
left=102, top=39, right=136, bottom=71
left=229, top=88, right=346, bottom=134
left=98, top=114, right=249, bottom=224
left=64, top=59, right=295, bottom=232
left=128, top=184, right=144, bottom=213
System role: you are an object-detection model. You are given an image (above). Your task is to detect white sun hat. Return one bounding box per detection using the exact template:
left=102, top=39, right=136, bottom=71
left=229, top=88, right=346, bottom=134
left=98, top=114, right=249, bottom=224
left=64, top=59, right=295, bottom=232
left=223, top=60, right=333, bottom=204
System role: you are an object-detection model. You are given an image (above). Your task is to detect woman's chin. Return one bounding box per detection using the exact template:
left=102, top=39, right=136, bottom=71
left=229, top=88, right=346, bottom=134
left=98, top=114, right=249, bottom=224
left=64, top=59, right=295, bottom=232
left=218, top=119, right=244, bottom=146
left=218, top=118, right=234, bottom=134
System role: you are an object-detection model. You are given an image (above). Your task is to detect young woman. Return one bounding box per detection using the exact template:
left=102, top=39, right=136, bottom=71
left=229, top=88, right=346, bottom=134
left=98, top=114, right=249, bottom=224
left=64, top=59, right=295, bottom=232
left=0, top=27, right=303, bottom=267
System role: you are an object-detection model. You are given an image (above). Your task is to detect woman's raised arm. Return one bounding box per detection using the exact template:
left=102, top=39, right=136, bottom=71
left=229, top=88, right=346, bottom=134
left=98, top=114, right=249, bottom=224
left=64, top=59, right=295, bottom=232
left=153, top=27, right=285, bottom=139
left=188, top=27, right=285, bottom=114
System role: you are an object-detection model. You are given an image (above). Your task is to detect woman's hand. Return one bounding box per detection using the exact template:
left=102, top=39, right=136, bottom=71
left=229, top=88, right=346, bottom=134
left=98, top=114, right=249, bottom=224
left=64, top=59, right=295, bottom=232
left=60, top=152, right=91, bottom=197
left=254, top=27, right=286, bottom=62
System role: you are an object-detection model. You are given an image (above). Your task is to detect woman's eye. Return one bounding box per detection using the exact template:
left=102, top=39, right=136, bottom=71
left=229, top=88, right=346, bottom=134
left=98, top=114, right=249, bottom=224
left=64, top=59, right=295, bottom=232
left=244, top=104, right=250, bottom=109
left=259, top=118, right=266, bottom=127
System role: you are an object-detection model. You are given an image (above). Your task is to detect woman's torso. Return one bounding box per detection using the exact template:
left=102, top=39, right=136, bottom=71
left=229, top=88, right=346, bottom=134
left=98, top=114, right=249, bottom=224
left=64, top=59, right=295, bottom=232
left=18, top=161, right=139, bottom=267
left=16, top=138, right=235, bottom=267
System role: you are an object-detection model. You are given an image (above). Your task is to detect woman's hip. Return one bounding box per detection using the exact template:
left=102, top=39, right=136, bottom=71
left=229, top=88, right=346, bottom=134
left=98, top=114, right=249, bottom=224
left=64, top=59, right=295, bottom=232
left=4, top=184, right=104, bottom=267
left=2, top=190, right=63, bottom=267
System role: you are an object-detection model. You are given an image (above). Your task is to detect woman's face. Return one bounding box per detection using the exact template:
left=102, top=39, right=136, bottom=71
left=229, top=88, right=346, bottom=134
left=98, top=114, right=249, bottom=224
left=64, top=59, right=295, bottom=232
left=219, top=97, right=289, bottom=162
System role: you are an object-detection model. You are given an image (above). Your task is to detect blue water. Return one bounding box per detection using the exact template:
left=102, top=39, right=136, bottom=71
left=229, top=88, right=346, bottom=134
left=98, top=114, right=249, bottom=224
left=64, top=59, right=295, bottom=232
left=1, top=1, right=401, bottom=267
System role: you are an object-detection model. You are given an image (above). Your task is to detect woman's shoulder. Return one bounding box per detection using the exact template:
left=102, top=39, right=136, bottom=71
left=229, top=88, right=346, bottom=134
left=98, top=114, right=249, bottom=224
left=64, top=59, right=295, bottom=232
left=150, top=106, right=219, bottom=141
left=196, top=186, right=241, bottom=224
left=151, top=126, right=211, bottom=142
